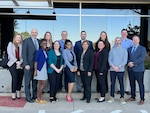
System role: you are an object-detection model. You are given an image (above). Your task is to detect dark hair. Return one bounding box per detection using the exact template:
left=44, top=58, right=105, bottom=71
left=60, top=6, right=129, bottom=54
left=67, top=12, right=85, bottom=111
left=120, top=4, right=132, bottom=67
left=121, top=29, right=127, bottom=32
left=52, top=40, right=61, bottom=51
left=81, top=31, right=86, bottom=34
left=64, top=39, right=72, bottom=49
left=95, top=31, right=110, bottom=52
left=40, top=39, right=47, bottom=44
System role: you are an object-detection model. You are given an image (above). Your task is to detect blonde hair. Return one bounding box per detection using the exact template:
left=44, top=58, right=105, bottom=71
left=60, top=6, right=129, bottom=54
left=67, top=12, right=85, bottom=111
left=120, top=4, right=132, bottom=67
left=43, top=31, right=53, bottom=46
left=13, top=34, right=23, bottom=47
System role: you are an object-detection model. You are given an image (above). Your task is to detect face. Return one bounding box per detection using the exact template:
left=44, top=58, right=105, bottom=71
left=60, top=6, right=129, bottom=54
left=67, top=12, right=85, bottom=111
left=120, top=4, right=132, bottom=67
left=100, top=32, right=107, bottom=41
left=61, top=31, right=68, bottom=40
left=121, top=30, right=128, bottom=38
left=115, top=38, right=121, bottom=45
left=31, top=29, right=38, bottom=39
left=132, top=36, right=140, bottom=46
left=40, top=41, right=47, bottom=50
left=66, top=42, right=72, bottom=50
left=45, top=33, right=52, bottom=41
left=54, top=41, right=60, bottom=50
left=82, top=42, right=89, bottom=50
left=98, top=41, right=105, bottom=50
left=15, top=35, right=22, bottom=44
left=81, top=32, right=86, bottom=40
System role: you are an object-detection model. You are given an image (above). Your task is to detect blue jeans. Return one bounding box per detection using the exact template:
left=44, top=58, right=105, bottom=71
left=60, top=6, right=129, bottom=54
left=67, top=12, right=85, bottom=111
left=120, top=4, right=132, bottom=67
left=110, top=71, right=124, bottom=98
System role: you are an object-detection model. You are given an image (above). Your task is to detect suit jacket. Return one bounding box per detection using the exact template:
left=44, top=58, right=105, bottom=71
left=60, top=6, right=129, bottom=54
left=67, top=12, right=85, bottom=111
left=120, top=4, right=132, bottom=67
left=34, top=48, right=47, bottom=71
left=47, top=49, right=63, bottom=74
left=74, top=40, right=93, bottom=58
left=22, top=37, right=40, bottom=68
left=7, top=42, right=23, bottom=67
left=96, top=48, right=108, bottom=74
left=127, top=45, right=146, bottom=72
left=77, top=49, right=94, bottom=72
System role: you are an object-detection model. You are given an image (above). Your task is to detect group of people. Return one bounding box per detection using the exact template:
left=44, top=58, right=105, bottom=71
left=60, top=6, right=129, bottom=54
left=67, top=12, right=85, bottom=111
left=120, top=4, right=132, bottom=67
left=6, top=28, right=147, bottom=105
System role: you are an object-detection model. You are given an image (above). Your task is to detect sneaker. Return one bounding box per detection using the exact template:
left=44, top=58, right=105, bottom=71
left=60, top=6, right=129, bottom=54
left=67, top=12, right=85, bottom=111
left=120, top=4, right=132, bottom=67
left=120, top=98, right=126, bottom=104
left=108, top=96, right=114, bottom=103
left=35, top=99, right=47, bottom=104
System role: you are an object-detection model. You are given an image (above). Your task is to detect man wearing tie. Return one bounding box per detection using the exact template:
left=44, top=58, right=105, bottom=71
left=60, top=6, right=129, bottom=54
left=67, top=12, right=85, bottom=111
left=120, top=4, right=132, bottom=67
left=74, top=31, right=93, bottom=92
left=22, top=28, right=40, bottom=103
left=127, top=35, right=146, bottom=105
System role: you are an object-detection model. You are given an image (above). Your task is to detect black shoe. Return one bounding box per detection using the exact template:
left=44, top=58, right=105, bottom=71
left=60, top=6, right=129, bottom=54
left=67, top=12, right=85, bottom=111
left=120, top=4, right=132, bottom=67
left=54, top=97, right=58, bottom=102
left=77, top=90, right=82, bottom=93
left=11, top=97, right=16, bottom=100
left=125, top=91, right=130, bottom=95
left=97, top=98, right=105, bottom=103
left=50, top=98, right=55, bottom=103
left=95, top=97, right=99, bottom=100
left=80, top=97, right=86, bottom=101
left=87, top=100, right=90, bottom=103
left=26, top=99, right=34, bottom=103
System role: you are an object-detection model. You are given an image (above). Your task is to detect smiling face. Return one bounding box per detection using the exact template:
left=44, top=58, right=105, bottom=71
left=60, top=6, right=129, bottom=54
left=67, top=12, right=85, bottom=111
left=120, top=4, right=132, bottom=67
left=100, top=32, right=107, bottom=41
left=81, top=31, right=86, bottom=40
left=40, top=40, right=47, bottom=50
left=14, top=34, right=22, bottom=44
left=61, top=31, right=68, bottom=41
left=132, top=36, right=140, bottom=46
left=121, top=30, right=128, bottom=38
left=82, top=41, right=89, bottom=50
left=98, top=41, right=105, bottom=50
left=31, top=29, right=38, bottom=39
left=45, top=32, right=52, bottom=41
left=54, top=41, right=60, bottom=50
left=115, top=37, right=122, bottom=46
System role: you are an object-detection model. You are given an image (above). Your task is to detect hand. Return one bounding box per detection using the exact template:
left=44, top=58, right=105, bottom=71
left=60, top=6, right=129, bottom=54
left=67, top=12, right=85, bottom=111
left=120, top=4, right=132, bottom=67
left=25, top=65, right=30, bottom=70
left=99, top=73, right=103, bottom=76
left=70, top=68, right=74, bottom=72
left=34, top=70, right=37, bottom=76
left=56, top=68, right=60, bottom=73
left=113, top=66, right=119, bottom=72
left=128, top=62, right=134, bottom=67
left=74, top=68, right=77, bottom=72
left=77, top=71, right=80, bottom=76
left=88, top=72, right=92, bottom=76
left=16, top=61, right=21, bottom=67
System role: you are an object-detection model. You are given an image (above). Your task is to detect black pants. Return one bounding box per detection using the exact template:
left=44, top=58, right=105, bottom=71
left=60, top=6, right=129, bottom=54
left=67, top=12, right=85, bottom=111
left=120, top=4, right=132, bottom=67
left=96, top=70, right=106, bottom=97
left=80, top=71, right=92, bottom=101
left=48, top=71, right=61, bottom=97
left=9, top=63, right=24, bottom=93
left=24, top=68, right=38, bottom=100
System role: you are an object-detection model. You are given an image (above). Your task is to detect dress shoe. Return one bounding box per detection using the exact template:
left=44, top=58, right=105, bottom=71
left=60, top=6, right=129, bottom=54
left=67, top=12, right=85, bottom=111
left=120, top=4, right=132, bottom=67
left=116, top=90, right=120, bottom=94
left=86, top=100, right=90, bottom=103
left=16, top=91, right=21, bottom=99
left=138, top=100, right=144, bottom=105
left=97, top=98, right=105, bottom=103
left=125, top=91, right=131, bottom=95
left=26, top=99, right=34, bottom=103
left=80, top=97, right=86, bottom=101
left=11, top=93, right=16, bottom=100
left=66, top=95, right=73, bottom=102
left=127, top=97, right=136, bottom=102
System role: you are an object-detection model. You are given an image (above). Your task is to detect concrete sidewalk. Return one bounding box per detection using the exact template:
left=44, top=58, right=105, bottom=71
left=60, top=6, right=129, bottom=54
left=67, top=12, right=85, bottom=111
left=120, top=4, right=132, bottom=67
left=0, top=92, right=150, bottom=113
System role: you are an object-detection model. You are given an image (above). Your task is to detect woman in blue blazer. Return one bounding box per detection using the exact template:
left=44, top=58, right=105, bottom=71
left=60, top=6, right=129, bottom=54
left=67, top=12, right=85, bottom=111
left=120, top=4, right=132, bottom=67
left=47, top=41, right=64, bottom=103
left=34, top=39, right=48, bottom=104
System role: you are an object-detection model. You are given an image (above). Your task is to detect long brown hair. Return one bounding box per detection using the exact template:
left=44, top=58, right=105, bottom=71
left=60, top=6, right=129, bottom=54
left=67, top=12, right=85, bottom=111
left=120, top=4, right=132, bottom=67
left=95, top=31, right=110, bottom=52
left=13, top=33, right=23, bottom=48
left=43, top=31, right=53, bottom=46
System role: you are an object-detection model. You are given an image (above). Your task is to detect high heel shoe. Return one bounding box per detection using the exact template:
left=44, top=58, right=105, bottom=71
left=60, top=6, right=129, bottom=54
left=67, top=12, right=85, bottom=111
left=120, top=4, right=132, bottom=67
left=16, top=91, right=21, bottom=99
left=11, top=93, right=16, bottom=100
left=66, top=95, right=73, bottom=102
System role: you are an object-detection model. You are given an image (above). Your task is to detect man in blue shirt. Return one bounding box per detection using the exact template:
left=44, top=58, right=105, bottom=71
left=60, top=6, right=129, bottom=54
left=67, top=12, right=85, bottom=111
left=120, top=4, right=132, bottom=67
left=115, top=29, right=133, bottom=95
left=108, top=37, right=127, bottom=104
left=59, top=31, right=68, bottom=91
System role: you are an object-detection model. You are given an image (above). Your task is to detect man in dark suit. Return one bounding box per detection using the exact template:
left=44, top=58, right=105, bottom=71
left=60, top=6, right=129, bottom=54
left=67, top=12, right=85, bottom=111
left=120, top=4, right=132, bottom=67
left=127, top=35, right=146, bottom=105
left=74, top=31, right=93, bottom=92
left=22, top=28, right=40, bottom=103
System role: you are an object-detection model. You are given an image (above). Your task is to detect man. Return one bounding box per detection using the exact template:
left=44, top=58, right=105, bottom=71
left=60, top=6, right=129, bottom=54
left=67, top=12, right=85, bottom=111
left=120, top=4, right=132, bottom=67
left=108, top=37, right=127, bottom=104
left=22, top=28, right=40, bottom=103
left=74, top=31, right=93, bottom=92
left=115, top=29, right=133, bottom=95
left=59, top=31, right=68, bottom=91
left=127, top=35, right=146, bottom=105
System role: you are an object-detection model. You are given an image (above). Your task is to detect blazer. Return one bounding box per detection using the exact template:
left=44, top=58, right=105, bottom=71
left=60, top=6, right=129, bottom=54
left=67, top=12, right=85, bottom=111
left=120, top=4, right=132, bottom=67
left=7, top=42, right=23, bottom=67
left=96, top=48, right=108, bottom=74
left=47, top=49, right=63, bottom=74
left=63, top=49, right=77, bottom=69
left=127, top=45, right=146, bottom=72
left=74, top=40, right=93, bottom=57
left=34, top=48, right=47, bottom=71
left=22, top=37, right=40, bottom=68
left=77, top=49, right=94, bottom=72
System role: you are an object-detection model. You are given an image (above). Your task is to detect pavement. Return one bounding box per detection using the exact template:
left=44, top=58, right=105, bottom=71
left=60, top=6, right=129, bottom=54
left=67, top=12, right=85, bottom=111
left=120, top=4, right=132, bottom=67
left=0, top=92, right=150, bottom=113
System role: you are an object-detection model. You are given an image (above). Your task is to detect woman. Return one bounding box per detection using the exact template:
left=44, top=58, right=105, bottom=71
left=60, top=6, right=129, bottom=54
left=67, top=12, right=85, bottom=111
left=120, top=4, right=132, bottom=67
left=95, top=40, right=108, bottom=102
left=34, top=39, right=48, bottom=104
left=7, top=34, right=23, bottom=100
left=47, top=41, right=64, bottom=103
left=77, top=40, right=94, bottom=103
left=43, top=31, right=53, bottom=93
left=95, top=31, right=110, bottom=93
left=63, top=39, right=77, bottom=102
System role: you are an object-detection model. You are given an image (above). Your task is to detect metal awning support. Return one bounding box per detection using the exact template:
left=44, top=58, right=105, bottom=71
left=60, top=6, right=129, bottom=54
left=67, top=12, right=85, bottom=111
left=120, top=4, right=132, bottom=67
left=12, top=0, right=19, bottom=6
left=47, top=0, right=53, bottom=7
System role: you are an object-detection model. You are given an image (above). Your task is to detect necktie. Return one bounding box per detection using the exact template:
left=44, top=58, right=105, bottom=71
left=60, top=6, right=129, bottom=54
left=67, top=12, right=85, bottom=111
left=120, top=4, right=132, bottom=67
left=34, top=40, right=38, bottom=50
left=131, top=47, right=136, bottom=57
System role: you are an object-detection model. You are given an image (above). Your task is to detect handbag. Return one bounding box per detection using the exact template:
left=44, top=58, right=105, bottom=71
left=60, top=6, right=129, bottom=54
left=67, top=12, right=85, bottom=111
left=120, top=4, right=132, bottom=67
left=1, top=51, right=9, bottom=69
